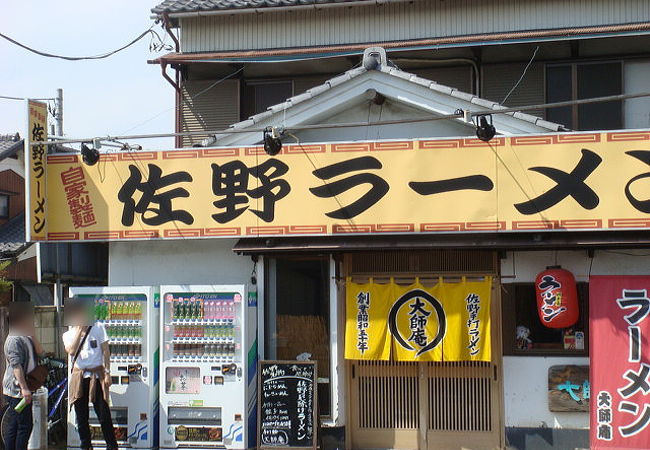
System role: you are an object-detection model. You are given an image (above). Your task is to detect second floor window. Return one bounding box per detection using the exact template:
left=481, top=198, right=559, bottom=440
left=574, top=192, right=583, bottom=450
left=546, top=62, right=622, bottom=131
left=241, top=80, right=294, bottom=120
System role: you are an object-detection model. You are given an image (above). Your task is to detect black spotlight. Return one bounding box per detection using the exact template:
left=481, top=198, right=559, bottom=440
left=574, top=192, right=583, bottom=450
left=80, top=143, right=100, bottom=166
left=475, top=114, right=496, bottom=142
left=263, top=127, right=282, bottom=156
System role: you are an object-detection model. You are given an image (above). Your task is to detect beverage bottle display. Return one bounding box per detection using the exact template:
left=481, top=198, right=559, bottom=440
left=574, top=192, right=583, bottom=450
left=205, top=300, right=212, bottom=320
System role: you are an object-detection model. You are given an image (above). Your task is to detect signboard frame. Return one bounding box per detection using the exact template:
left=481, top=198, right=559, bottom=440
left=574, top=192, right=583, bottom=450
left=257, top=360, right=318, bottom=450
left=32, top=129, right=650, bottom=242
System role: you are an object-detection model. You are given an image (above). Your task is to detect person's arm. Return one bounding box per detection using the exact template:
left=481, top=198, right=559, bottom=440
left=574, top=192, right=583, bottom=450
left=13, top=366, right=32, bottom=404
left=6, top=338, right=32, bottom=403
left=101, top=341, right=111, bottom=387
left=63, top=326, right=84, bottom=355
left=99, top=325, right=111, bottom=387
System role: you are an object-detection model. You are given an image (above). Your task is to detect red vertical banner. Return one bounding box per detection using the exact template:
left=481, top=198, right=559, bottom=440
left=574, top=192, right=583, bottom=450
left=590, top=276, right=650, bottom=449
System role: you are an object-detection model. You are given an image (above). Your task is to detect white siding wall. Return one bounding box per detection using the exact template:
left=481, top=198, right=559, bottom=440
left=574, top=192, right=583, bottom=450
left=108, top=239, right=252, bottom=286
left=180, top=0, right=650, bottom=53
left=501, top=249, right=650, bottom=429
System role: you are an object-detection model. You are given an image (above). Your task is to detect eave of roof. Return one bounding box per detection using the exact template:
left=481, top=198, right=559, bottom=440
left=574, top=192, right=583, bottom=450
left=0, top=139, right=23, bottom=162
left=150, top=21, right=650, bottom=65
left=152, top=0, right=394, bottom=16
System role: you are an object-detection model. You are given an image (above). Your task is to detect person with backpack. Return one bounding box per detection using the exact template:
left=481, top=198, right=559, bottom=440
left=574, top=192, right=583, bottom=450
left=62, top=299, right=117, bottom=450
left=2, top=302, right=44, bottom=450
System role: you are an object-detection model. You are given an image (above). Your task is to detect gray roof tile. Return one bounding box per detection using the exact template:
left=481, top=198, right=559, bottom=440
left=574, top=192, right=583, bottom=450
left=449, top=89, right=474, bottom=102
left=0, top=134, right=22, bottom=161
left=470, top=97, right=498, bottom=109
left=0, top=213, right=25, bottom=256
left=428, top=83, right=454, bottom=96
left=534, top=118, right=563, bottom=131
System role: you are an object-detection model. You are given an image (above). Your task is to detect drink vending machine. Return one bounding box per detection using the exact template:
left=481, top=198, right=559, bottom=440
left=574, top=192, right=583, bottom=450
left=68, top=286, right=160, bottom=450
left=159, top=285, right=253, bottom=449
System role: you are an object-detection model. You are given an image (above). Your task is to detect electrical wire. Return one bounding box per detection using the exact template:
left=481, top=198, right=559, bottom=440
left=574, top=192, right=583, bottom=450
left=120, top=67, right=244, bottom=135
left=0, top=95, right=55, bottom=101
left=0, top=26, right=164, bottom=61
left=30, top=90, right=650, bottom=147
left=501, top=46, right=539, bottom=105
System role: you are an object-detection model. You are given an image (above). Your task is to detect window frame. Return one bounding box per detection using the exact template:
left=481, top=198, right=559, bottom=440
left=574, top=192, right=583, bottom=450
left=262, top=254, right=336, bottom=421
left=545, top=60, right=623, bottom=130
left=502, top=281, right=589, bottom=357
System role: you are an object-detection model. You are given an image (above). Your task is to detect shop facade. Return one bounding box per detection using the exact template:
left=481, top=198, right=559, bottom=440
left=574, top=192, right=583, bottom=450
left=105, top=240, right=650, bottom=449
left=31, top=55, right=650, bottom=449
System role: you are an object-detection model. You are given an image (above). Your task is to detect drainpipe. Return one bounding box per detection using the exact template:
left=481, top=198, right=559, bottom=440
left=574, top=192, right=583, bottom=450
left=162, top=12, right=180, bottom=52
left=158, top=62, right=183, bottom=148
left=159, top=12, right=182, bottom=147
left=175, top=68, right=182, bottom=148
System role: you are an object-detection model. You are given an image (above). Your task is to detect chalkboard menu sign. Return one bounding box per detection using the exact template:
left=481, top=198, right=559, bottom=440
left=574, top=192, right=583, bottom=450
left=258, top=360, right=318, bottom=449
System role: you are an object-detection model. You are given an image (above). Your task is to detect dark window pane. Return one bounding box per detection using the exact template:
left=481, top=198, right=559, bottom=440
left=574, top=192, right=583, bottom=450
left=577, top=63, right=622, bottom=130
left=240, top=81, right=294, bottom=120
left=509, top=282, right=588, bottom=353
left=266, top=258, right=331, bottom=416
left=254, top=82, right=293, bottom=115
left=546, top=65, right=573, bottom=129
left=0, top=195, right=8, bottom=217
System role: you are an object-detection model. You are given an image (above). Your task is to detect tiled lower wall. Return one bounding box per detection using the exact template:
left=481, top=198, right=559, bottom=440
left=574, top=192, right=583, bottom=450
left=34, top=306, right=65, bottom=357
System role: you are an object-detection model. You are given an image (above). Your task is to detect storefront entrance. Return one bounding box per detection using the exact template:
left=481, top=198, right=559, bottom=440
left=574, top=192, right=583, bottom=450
left=344, top=250, right=504, bottom=450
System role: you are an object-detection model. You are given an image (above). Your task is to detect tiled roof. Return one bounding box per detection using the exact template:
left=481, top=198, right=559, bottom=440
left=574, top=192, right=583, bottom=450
left=209, top=64, right=564, bottom=142
left=0, top=134, right=22, bottom=161
left=152, top=0, right=365, bottom=13
left=0, top=213, right=26, bottom=255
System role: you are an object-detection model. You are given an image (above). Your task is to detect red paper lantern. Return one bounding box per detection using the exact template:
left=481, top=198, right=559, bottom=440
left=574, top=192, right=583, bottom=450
left=535, top=266, right=579, bottom=328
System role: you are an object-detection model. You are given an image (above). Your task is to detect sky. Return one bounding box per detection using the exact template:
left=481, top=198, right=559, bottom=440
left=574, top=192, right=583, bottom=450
left=0, top=1, right=175, bottom=149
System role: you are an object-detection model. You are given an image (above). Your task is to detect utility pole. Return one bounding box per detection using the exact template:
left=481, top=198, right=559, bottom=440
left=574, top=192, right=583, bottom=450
left=54, top=87, right=64, bottom=356
left=55, top=88, right=63, bottom=136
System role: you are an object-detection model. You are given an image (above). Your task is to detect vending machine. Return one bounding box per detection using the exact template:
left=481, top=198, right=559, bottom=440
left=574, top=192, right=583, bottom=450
left=67, top=286, right=160, bottom=450
left=158, top=285, right=252, bottom=449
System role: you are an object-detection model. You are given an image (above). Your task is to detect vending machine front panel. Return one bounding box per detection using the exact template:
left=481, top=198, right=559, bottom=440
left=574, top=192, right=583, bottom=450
left=67, top=286, right=160, bottom=450
left=159, top=285, right=247, bottom=449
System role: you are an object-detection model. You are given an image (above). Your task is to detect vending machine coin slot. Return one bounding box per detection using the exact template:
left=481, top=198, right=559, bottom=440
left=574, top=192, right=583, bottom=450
left=128, top=364, right=143, bottom=375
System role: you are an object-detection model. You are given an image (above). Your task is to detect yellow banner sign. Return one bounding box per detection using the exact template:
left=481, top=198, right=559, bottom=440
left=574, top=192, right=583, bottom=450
left=26, top=100, right=48, bottom=240
left=344, top=278, right=492, bottom=362
left=34, top=130, right=650, bottom=241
